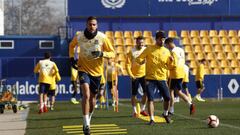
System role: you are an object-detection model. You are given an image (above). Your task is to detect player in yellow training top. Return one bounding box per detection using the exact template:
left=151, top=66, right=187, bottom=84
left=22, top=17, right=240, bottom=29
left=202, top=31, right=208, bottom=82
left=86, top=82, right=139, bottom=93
left=69, top=16, right=115, bottom=135
left=48, top=70, right=61, bottom=110
left=95, top=63, right=107, bottom=109
left=136, top=31, right=173, bottom=125
left=106, top=58, right=123, bottom=112
left=126, top=36, right=148, bottom=117
left=182, top=63, right=192, bottom=102
left=194, top=59, right=206, bottom=102
left=165, top=38, right=195, bottom=116
left=70, top=45, right=81, bottom=104
left=34, top=52, right=59, bottom=114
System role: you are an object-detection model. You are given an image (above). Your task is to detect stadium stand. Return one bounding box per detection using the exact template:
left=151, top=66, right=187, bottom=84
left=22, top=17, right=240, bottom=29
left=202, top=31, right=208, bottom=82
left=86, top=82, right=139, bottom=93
left=180, top=29, right=240, bottom=75
left=102, top=29, right=240, bottom=75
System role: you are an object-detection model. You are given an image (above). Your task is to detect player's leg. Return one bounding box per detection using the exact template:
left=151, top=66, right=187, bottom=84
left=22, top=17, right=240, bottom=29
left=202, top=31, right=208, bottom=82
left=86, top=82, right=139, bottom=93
left=131, top=78, right=138, bottom=117
left=169, top=79, right=175, bottom=115
left=195, top=81, right=205, bottom=102
left=113, top=82, right=119, bottom=112
left=182, top=82, right=192, bottom=102
left=174, top=79, right=195, bottom=115
left=158, top=81, right=171, bottom=123
left=39, top=83, right=49, bottom=113
left=51, top=90, right=56, bottom=110
left=89, top=92, right=97, bottom=121
left=96, top=83, right=105, bottom=109
left=139, top=77, right=148, bottom=116
left=146, top=80, right=156, bottom=125
left=79, top=72, right=91, bottom=134
left=108, top=81, right=116, bottom=106
left=169, top=89, right=175, bottom=115
left=43, top=87, right=49, bottom=113
left=89, top=74, right=101, bottom=118
left=71, top=81, right=79, bottom=104
left=38, top=83, right=44, bottom=113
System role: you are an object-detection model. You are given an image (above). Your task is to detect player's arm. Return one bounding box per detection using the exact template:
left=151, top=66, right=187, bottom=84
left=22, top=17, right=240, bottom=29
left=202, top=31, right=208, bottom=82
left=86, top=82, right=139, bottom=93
left=69, top=36, right=78, bottom=69
left=102, top=37, right=115, bottom=59
left=199, top=65, right=204, bottom=81
left=56, top=72, right=61, bottom=82
left=52, top=63, right=59, bottom=75
left=115, top=63, right=124, bottom=75
left=69, top=36, right=78, bottom=58
left=91, top=36, right=115, bottom=59
left=135, top=47, right=148, bottom=65
left=167, top=51, right=176, bottom=70
left=34, top=63, right=40, bottom=73
left=126, top=52, right=135, bottom=79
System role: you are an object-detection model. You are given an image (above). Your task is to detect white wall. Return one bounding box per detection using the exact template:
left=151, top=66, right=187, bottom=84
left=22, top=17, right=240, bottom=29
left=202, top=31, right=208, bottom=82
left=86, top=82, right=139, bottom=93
left=0, top=0, right=4, bottom=35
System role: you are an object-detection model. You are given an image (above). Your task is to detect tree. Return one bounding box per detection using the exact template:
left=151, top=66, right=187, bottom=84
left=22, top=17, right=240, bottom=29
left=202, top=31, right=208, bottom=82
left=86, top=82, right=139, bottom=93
left=4, top=0, right=65, bottom=35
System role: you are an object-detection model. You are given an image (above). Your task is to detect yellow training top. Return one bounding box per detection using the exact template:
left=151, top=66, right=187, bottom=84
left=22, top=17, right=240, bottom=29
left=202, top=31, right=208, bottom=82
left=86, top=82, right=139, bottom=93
left=100, top=73, right=106, bottom=84
left=50, top=72, right=61, bottom=90
left=126, top=47, right=146, bottom=78
left=136, top=45, right=174, bottom=80
left=69, top=31, right=115, bottom=77
left=169, top=47, right=185, bottom=79
left=71, top=67, right=78, bottom=81
left=34, top=59, right=59, bottom=85
left=183, top=64, right=189, bottom=83
left=195, top=63, right=205, bottom=81
left=107, top=63, right=121, bottom=82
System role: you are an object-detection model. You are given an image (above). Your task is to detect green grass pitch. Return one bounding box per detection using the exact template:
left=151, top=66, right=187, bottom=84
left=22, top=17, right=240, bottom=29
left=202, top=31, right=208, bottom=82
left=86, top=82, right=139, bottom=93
left=25, top=99, right=240, bottom=135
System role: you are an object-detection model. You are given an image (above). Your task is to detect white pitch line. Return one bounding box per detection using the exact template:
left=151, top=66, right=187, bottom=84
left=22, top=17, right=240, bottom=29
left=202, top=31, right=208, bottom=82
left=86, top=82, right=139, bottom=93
left=119, top=103, right=240, bottom=130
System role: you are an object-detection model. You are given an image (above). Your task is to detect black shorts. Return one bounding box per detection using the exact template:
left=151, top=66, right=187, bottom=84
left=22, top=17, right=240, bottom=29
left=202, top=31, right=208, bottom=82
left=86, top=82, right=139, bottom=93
left=47, top=90, right=56, bottom=97
left=99, top=83, right=105, bottom=91
left=107, top=81, right=114, bottom=90
left=169, top=79, right=183, bottom=91
left=132, top=76, right=146, bottom=96
left=182, top=82, right=188, bottom=90
left=78, top=71, right=101, bottom=94
left=196, top=81, right=204, bottom=89
left=39, top=83, right=50, bottom=94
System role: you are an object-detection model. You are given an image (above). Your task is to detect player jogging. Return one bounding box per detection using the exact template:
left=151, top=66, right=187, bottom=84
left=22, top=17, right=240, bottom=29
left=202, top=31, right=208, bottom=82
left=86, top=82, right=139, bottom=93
left=69, top=16, right=115, bottom=135
left=165, top=38, right=195, bottom=116
left=194, top=59, right=206, bottom=102
left=34, top=52, right=59, bottom=114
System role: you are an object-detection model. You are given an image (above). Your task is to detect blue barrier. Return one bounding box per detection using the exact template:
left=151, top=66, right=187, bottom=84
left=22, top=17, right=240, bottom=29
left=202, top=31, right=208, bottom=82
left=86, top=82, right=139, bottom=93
left=4, top=75, right=240, bottom=101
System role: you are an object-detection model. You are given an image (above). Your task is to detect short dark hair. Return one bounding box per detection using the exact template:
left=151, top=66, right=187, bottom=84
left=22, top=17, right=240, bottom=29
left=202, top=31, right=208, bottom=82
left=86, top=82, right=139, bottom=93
left=164, top=38, right=174, bottom=45
left=155, top=31, right=166, bottom=39
left=87, top=16, right=97, bottom=23
left=200, top=59, right=206, bottom=63
left=136, top=36, right=144, bottom=41
left=44, top=52, right=51, bottom=59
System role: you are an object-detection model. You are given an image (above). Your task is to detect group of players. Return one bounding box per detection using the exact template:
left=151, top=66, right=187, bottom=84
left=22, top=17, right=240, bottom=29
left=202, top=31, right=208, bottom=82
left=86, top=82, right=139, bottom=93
left=34, top=16, right=206, bottom=135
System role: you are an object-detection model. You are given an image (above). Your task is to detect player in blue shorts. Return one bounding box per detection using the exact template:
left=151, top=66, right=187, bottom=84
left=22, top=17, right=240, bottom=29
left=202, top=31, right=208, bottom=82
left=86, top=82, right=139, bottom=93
left=136, top=31, right=173, bottom=125
left=69, top=16, right=115, bottom=135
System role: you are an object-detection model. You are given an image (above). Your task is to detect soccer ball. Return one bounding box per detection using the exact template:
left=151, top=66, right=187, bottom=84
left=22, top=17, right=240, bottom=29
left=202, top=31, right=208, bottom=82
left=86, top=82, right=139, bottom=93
left=206, top=115, right=219, bottom=128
